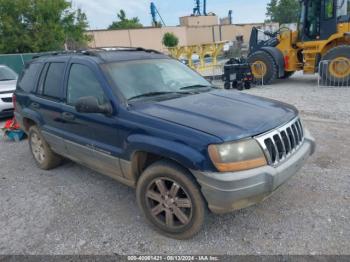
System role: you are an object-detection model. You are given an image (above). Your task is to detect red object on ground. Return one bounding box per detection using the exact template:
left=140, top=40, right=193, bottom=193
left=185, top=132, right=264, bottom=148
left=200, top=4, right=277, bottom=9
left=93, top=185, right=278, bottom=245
left=4, top=117, right=20, bottom=130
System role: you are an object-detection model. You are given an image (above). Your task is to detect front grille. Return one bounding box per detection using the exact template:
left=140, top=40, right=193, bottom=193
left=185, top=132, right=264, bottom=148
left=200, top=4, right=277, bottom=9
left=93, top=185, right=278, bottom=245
left=1, top=97, right=12, bottom=103
left=255, top=117, right=304, bottom=166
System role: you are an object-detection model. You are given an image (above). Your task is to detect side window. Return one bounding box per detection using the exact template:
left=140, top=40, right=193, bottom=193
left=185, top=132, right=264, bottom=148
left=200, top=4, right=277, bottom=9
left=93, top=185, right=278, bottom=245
left=306, top=1, right=321, bottom=37
left=325, top=0, right=334, bottom=19
left=17, top=63, right=43, bottom=92
left=43, top=63, right=65, bottom=99
left=66, top=64, right=106, bottom=106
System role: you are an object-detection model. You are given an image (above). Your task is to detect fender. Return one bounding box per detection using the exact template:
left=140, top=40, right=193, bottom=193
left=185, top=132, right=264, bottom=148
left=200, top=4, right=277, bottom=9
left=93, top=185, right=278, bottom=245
left=126, top=134, right=209, bottom=171
left=261, top=47, right=285, bottom=78
left=18, top=107, right=44, bottom=130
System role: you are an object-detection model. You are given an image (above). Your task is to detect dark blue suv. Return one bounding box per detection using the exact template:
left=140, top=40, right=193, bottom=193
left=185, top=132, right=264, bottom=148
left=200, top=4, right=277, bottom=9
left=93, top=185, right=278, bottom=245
left=14, top=49, right=315, bottom=239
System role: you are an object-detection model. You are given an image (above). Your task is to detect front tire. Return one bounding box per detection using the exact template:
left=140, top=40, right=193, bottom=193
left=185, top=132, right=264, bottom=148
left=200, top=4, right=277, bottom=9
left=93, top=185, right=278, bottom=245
left=136, top=160, right=206, bottom=239
left=29, top=126, right=62, bottom=170
left=248, top=51, right=278, bottom=85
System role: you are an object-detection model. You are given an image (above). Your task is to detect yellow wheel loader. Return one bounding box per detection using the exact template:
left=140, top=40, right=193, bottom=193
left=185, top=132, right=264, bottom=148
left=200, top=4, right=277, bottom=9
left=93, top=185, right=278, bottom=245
left=248, top=0, right=350, bottom=85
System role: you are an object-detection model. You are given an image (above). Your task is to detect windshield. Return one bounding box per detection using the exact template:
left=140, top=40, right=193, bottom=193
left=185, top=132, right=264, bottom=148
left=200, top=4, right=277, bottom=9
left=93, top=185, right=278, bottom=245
left=0, top=66, right=18, bottom=81
left=105, top=59, right=212, bottom=101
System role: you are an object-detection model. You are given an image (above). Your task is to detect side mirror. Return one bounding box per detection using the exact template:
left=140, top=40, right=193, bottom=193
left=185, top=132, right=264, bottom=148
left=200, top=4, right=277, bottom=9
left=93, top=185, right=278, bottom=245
left=75, top=96, right=112, bottom=115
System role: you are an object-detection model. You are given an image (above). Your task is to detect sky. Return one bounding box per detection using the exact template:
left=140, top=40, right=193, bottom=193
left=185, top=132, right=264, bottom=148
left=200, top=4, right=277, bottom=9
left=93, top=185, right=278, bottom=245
left=71, top=0, right=270, bottom=30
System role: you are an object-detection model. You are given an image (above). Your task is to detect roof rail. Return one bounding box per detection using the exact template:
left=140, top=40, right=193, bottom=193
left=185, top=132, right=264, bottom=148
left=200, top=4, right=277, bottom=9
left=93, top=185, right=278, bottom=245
left=32, top=47, right=163, bottom=59
left=85, top=46, right=163, bottom=56
left=32, top=50, right=83, bottom=59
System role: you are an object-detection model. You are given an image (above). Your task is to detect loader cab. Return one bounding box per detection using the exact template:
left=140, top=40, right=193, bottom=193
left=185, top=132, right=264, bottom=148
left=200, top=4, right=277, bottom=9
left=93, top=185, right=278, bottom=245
left=298, top=0, right=349, bottom=41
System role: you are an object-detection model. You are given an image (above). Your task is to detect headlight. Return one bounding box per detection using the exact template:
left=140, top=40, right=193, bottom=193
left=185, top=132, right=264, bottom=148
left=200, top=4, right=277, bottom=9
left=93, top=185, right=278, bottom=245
left=208, top=139, right=267, bottom=172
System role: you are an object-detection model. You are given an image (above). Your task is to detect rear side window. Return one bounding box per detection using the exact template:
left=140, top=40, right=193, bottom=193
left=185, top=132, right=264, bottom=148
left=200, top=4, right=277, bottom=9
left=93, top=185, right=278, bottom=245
left=43, top=63, right=65, bottom=99
left=17, top=63, right=42, bottom=92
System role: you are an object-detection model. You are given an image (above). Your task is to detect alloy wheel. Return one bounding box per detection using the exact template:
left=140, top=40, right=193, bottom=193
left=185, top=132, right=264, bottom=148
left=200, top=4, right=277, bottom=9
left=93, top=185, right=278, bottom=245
left=30, top=133, right=46, bottom=164
left=145, top=177, right=193, bottom=229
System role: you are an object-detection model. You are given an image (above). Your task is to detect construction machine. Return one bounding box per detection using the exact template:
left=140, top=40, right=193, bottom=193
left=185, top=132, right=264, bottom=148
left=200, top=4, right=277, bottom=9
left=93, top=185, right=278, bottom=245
left=247, top=0, right=350, bottom=85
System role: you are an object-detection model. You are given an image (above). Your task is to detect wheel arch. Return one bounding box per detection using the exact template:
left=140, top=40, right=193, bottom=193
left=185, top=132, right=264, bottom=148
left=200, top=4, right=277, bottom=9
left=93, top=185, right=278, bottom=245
left=320, top=39, right=350, bottom=57
left=20, top=108, right=44, bottom=132
left=22, top=118, right=37, bottom=132
left=126, top=135, right=209, bottom=182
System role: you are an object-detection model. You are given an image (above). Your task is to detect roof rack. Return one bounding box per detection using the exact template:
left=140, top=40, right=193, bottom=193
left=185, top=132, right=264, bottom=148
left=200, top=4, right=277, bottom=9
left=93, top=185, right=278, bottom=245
left=32, top=47, right=163, bottom=59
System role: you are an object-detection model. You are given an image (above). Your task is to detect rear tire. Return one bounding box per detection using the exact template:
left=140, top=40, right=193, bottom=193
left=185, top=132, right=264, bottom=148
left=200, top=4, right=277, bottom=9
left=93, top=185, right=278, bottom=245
left=29, top=126, right=62, bottom=170
left=136, top=160, right=206, bottom=239
left=232, top=80, right=238, bottom=89
left=237, top=83, right=244, bottom=91
left=248, top=51, right=278, bottom=85
left=320, top=45, right=350, bottom=86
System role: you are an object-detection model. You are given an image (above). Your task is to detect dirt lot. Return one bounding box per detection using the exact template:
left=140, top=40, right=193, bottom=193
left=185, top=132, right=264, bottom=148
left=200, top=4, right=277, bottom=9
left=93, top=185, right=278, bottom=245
left=0, top=73, right=349, bottom=255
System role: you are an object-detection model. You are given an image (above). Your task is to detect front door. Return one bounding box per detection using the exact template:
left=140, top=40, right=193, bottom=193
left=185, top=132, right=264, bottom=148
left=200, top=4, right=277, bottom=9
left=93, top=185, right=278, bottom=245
left=300, top=0, right=322, bottom=41
left=60, top=61, right=124, bottom=180
left=320, top=0, right=338, bottom=40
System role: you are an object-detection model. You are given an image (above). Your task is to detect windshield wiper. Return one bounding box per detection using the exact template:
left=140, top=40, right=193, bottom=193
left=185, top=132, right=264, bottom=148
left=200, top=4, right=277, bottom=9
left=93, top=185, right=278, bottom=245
left=0, top=78, right=15, bottom=81
left=179, top=84, right=213, bottom=90
left=128, top=91, right=180, bottom=101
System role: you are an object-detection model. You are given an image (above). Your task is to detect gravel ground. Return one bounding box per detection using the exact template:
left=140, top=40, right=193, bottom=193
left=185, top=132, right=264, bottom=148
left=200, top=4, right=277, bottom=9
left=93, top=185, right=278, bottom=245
left=0, top=73, right=349, bottom=255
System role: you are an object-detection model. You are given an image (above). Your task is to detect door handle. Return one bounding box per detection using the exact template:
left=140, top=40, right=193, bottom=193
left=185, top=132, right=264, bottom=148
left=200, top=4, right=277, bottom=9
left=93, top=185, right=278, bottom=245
left=31, top=102, right=40, bottom=109
left=61, top=112, right=75, bottom=121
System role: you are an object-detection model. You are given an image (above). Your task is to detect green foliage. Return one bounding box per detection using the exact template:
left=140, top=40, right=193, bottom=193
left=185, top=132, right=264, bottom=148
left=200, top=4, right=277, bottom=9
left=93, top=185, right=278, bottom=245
left=0, top=0, right=91, bottom=54
left=108, top=10, right=143, bottom=30
left=162, top=32, right=179, bottom=48
left=266, top=0, right=301, bottom=24
left=63, top=8, right=92, bottom=50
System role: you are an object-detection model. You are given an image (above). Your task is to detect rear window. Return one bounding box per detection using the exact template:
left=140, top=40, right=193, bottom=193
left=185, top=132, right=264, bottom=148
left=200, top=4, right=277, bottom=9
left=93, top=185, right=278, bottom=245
left=0, top=66, right=17, bottom=81
left=42, top=63, right=65, bottom=99
left=17, top=63, right=42, bottom=92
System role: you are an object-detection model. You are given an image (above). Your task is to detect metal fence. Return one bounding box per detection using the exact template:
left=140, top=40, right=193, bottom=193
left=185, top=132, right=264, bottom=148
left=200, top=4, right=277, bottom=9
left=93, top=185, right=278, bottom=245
left=197, top=64, right=224, bottom=85
left=318, top=60, right=350, bottom=88
left=250, top=63, right=265, bottom=87
left=0, top=53, right=35, bottom=74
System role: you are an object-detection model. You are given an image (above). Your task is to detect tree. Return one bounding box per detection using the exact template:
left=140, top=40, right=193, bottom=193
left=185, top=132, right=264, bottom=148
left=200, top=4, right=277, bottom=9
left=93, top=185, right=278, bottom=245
left=266, top=0, right=301, bottom=24
left=108, top=10, right=143, bottom=30
left=63, top=8, right=92, bottom=50
left=162, top=32, right=179, bottom=48
left=0, top=0, right=91, bottom=53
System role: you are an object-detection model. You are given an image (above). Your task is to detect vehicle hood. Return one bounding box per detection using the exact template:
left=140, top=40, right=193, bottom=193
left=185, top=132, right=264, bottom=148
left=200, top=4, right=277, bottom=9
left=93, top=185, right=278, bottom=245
left=133, top=90, right=298, bottom=142
left=0, top=80, right=16, bottom=93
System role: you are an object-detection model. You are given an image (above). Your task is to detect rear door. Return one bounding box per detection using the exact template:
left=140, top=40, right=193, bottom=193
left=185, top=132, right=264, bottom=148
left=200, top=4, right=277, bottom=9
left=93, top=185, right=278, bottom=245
left=60, top=58, right=124, bottom=180
left=29, top=60, right=68, bottom=155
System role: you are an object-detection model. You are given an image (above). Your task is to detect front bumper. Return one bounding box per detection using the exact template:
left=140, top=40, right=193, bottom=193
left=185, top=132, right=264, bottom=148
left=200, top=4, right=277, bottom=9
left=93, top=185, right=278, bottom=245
left=192, top=129, right=316, bottom=214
